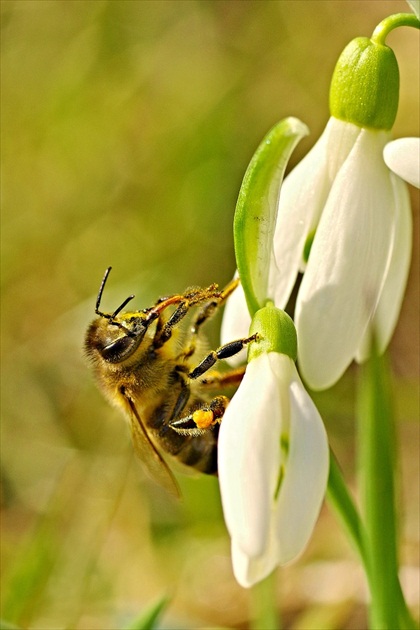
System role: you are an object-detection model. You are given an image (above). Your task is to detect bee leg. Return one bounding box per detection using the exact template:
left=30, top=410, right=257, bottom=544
left=199, top=366, right=246, bottom=388
left=170, top=396, right=229, bottom=436
left=152, top=285, right=225, bottom=349
left=153, top=302, right=190, bottom=348
left=182, top=278, right=241, bottom=359
left=155, top=370, right=193, bottom=448
left=191, top=278, right=239, bottom=335
left=168, top=370, right=191, bottom=421
left=188, top=334, right=258, bottom=380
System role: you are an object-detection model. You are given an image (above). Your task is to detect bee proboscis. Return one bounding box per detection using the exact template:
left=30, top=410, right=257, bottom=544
left=85, top=268, right=256, bottom=496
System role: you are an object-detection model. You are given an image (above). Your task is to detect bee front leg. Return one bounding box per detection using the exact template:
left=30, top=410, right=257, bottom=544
left=153, top=301, right=193, bottom=349
left=190, top=278, right=240, bottom=336
left=152, top=286, right=224, bottom=350
left=182, top=278, right=240, bottom=360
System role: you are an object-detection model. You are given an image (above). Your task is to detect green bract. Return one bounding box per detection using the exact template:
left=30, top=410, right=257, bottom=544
left=248, top=304, right=297, bottom=362
left=329, top=37, right=399, bottom=130
left=234, top=117, right=309, bottom=316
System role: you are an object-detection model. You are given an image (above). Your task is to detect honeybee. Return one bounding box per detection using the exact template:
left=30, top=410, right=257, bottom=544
left=85, top=268, right=256, bottom=495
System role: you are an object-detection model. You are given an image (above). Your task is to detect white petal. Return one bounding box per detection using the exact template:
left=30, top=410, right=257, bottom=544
left=230, top=539, right=277, bottom=589
left=383, top=138, right=420, bottom=188
left=220, top=276, right=251, bottom=366
left=356, top=174, right=412, bottom=361
left=296, top=129, right=395, bottom=390
left=270, top=118, right=361, bottom=307
left=218, top=354, right=291, bottom=558
left=274, top=371, right=329, bottom=563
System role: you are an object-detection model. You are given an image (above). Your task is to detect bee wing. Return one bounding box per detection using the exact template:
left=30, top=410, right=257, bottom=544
left=126, top=398, right=180, bottom=498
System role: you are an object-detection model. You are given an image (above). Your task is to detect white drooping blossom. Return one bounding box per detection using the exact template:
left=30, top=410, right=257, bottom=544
left=218, top=308, right=329, bottom=588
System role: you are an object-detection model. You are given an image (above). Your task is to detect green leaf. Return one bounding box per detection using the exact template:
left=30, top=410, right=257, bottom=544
left=1, top=519, right=58, bottom=626
left=234, top=117, right=309, bottom=316
left=326, top=450, right=367, bottom=566
left=0, top=620, right=22, bottom=630
left=124, top=596, right=170, bottom=630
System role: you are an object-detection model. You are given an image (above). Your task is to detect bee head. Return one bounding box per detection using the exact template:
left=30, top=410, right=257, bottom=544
left=85, top=267, right=156, bottom=365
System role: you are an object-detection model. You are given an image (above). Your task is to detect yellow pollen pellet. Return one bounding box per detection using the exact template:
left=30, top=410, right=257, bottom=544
left=192, top=409, right=214, bottom=429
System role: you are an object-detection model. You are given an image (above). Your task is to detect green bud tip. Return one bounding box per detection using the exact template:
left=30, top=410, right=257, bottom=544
left=248, top=303, right=297, bottom=362
left=329, top=36, right=399, bottom=130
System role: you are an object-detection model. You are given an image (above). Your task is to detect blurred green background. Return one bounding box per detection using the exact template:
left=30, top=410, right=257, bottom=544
left=1, top=1, right=418, bottom=628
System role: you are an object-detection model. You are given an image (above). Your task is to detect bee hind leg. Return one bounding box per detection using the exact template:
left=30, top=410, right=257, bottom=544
left=170, top=396, right=229, bottom=436
left=170, top=333, right=256, bottom=437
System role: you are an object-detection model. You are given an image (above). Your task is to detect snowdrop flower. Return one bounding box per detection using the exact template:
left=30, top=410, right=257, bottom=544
left=223, top=24, right=416, bottom=390
left=274, top=124, right=411, bottom=390
left=384, top=138, right=420, bottom=188
left=218, top=305, right=329, bottom=588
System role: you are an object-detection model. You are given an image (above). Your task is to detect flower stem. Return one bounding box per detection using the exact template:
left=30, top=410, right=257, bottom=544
left=357, top=347, right=415, bottom=629
left=371, top=13, right=420, bottom=45
left=327, top=407, right=417, bottom=628
left=250, top=571, right=280, bottom=630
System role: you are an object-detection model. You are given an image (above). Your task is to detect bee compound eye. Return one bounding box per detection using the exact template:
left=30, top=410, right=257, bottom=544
left=101, top=334, right=139, bottom=363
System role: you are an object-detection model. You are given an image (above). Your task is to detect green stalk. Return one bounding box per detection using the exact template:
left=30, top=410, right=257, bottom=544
left=327, top=420, right=417, bottom=628
left=396, top=581, right=419, bottom=630
left=357, top=347, right=413, bottom=629
left=371, top=13, right=420, bottom=46
left=250, top=571, right=280, bottom=630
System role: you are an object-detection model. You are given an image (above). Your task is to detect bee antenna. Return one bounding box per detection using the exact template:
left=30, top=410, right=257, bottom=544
left=95, top=266, right=112, bottom=315
left=94, top=268, right=136, bottom=335
left=112, top=294, right=135, bottom=318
